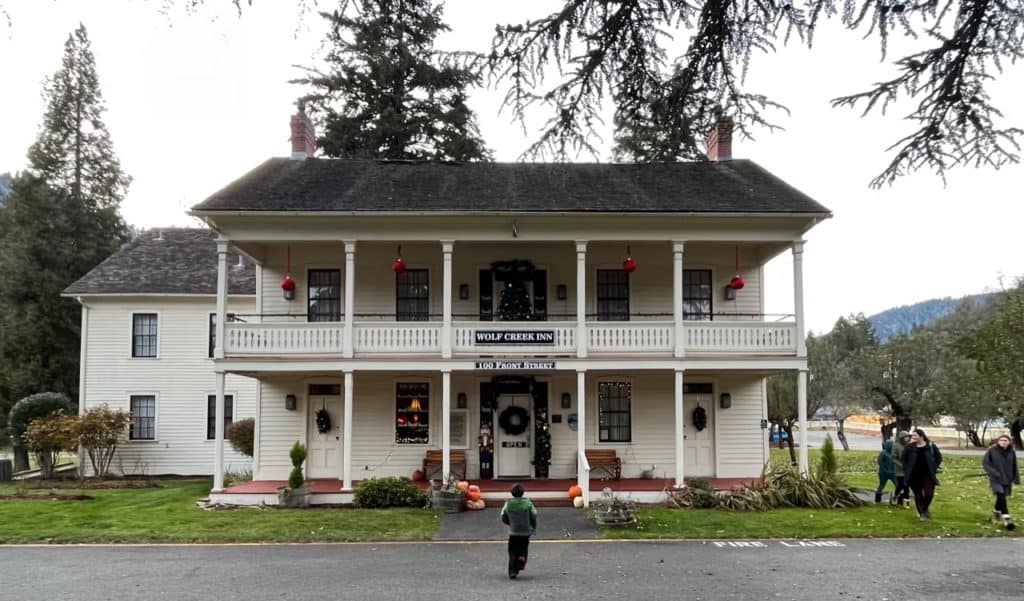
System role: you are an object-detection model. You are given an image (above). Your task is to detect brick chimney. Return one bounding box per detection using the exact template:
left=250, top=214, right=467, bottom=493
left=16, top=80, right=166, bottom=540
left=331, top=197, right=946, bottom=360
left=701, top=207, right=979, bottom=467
left=705, top=116, right=733, bottom=161
left=290, top=109, right=316, bottom=160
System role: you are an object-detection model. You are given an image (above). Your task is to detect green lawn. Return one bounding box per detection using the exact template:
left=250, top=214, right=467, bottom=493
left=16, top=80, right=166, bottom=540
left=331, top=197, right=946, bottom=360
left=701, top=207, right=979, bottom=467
left=604, top=449, right=1021, bottom=540
left=0, top=480, right=440, bottom=544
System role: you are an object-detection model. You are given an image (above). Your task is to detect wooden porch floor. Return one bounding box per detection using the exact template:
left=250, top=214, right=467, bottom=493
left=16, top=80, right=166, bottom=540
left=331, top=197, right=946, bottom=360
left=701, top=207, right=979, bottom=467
left=223, top=477, right=755, bottom=495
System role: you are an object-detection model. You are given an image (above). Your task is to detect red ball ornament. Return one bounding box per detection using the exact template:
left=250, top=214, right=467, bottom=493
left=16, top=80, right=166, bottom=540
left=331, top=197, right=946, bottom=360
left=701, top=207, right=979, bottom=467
left=392, top=257, right=407, bottom=274
left=622, top=257, right=637, bottom=273
left=280, top=275, right=296, bottom=291
left=729, top=275, right=745, bottom=290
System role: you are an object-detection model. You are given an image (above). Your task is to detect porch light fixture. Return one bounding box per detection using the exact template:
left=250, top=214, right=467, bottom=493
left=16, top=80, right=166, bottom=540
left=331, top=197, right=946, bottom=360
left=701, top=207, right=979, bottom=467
left=409, top=397, right=422, bottom=412
left=561, top=392, right=572, bottom=409
left=556, top=284, right=567, bottom=300
left=456, top=392, right=468, bottom=409
left=459, top=284, right=470, bottom=300
left=719, top=392, right=732, bottom=409
left=285, top=394, right=297, bottom=411
left=724, top=285, right=737, bottom=301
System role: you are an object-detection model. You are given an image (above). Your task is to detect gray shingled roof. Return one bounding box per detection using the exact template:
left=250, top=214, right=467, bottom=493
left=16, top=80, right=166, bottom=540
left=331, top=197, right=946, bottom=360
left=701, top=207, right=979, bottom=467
left=191, top=158, right=830, bottom=214
left=64, top=228, right=256, bottom=296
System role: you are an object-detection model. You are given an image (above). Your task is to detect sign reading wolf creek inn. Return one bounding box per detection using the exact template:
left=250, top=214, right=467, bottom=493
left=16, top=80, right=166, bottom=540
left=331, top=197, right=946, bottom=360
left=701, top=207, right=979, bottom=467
left=474, top=330, right=555, bottom=345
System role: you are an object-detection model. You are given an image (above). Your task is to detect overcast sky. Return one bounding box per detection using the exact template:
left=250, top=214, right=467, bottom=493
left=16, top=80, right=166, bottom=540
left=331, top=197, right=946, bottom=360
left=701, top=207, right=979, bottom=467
left=2, top=0, right=1022, bottom=334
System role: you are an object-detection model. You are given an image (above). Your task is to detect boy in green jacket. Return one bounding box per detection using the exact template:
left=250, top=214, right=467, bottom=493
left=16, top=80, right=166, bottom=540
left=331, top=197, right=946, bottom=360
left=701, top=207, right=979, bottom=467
left=500, top=483, right=538, bottom=579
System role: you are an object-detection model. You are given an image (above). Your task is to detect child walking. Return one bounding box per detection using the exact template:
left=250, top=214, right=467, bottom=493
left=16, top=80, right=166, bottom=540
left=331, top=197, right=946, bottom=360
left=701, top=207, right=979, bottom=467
left=500, top=483, right=538, bottom=579
left=875, top=439, right=896, bottom=503
left=982, top=435, right=1020, bottom=530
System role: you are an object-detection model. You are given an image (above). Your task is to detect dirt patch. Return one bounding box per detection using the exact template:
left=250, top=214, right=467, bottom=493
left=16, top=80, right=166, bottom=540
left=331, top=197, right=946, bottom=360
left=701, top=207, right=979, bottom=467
left=14, top=479, right=164, bottom=490
left=0, top=492, right=93, bottom=501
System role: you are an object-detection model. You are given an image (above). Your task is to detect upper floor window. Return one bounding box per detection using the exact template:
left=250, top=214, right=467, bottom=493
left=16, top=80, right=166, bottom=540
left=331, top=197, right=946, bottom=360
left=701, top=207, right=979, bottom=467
left=131, top=313, right=158, bottom=358
left=396, top=269, right=429, bottom=321
left=598, top=381, right=631, bottom=442
left=395, top=382, right=429, bottom=444
left=683, top=269, right=713, bottom=320
left=206, top=394, right=235, bottom=440
left=129, top=395, right=156, bottom=440
left=596, top=269, right=629, bottom=321
left=308, top=269, right=341, bottom=322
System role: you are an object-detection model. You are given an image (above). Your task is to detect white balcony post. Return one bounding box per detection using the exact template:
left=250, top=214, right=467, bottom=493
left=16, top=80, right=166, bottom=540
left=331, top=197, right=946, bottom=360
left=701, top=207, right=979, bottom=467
left=441, top=241, right=453, bottom=359
left=343, top=241, right=356, bottom=358
left=213, top=370, right=226, bottom=492
left=798, top=368, right=809, bottom=476
left=342, top=370, right=354, bottom=491
left=214, top=240, right=229, bottom=359
left=672, top=241, right=685, bottom=358
left=674, top=369, right=685, bottom=487
left=442, top=370, right=452, bottom=480
left=793, top=240, right=806, bottom=358
left=575, top=241, right=588, bottom=358
left=576, top=369, right=588, bottom=506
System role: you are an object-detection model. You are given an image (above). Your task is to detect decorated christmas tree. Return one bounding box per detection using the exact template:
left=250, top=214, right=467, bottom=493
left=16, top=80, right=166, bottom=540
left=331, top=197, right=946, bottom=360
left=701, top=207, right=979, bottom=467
left=497, top=280, right=533, bottom=321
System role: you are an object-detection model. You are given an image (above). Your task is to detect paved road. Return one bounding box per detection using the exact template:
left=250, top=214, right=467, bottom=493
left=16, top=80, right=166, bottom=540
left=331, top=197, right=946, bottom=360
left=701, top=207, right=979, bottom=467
left=2, top=539, right=1022, bottom=600
left=798, top=429, right=986, bottom=455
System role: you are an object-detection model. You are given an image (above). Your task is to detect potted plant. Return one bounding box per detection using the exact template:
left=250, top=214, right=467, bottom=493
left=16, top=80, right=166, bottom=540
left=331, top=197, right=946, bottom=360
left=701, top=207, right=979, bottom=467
left=591, top=487, right=636, bottom=525
left=431, top=474, right=467, bottom=513
left=277, top=441, right=310, bottom=508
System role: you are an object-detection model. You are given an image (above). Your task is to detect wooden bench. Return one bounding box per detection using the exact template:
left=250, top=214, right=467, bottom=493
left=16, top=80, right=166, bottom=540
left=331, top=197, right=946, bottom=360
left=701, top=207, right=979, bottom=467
left=422, top=450, right=467, bottom=481
left=585, top=449, right=621, bottom=480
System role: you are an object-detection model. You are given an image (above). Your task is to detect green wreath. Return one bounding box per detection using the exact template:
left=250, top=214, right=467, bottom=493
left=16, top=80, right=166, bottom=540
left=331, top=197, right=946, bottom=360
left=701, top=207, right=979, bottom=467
left=692, top=405, right=708, bottom=432
left=498, top=405, right=529, bottom=436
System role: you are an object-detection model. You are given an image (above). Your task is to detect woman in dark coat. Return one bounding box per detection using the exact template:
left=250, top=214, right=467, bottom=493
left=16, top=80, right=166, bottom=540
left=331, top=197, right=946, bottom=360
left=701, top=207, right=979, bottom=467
left=982, top=435, right=1020, bottom=526
left=901, top=428, right=942, bottom=520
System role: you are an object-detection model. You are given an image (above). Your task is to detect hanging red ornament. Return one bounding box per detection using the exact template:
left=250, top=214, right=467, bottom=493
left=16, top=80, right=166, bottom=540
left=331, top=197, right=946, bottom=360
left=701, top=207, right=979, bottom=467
left=729, top=246, right=745, bottom=290
left=281, top=246, right=296, bottom=300
left=622, top=245, right=637, bottom=273
left=392, top=245, right=407, bottom=274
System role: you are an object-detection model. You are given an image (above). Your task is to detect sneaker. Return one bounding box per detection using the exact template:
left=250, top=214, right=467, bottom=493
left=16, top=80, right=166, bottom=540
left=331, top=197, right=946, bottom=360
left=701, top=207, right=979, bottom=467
left=1003, top=515, right=1016, bottom=531
left=992, top=510, right=1004, bottom=524
left=517, top=555, right=527, bottom=571
left=902, top=499, right=912, bottom=509
left=508, top=570, right=517, bottom=579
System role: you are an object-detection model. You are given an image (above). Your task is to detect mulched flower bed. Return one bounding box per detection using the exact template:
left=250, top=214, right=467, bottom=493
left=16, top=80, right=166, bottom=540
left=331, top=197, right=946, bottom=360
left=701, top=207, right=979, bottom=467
left=0, top=492, right=93, bottom=501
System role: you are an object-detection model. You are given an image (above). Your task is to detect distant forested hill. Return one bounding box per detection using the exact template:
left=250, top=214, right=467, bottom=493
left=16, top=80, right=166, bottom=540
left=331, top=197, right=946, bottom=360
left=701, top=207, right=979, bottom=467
left=868, top=293, right=994, bottom=342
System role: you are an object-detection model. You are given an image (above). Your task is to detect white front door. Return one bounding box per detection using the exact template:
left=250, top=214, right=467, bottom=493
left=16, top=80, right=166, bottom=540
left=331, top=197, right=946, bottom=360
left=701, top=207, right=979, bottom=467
left=495, top=394, right=532, bottom=478
left=684, top=393, right=715, bottom=477
left=307, top=395, right=343, bottom=479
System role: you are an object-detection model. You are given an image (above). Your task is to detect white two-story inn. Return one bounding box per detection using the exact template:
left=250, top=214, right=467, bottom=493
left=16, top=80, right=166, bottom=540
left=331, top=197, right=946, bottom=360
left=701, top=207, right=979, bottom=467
left=68, top=113, right=830, bottom=505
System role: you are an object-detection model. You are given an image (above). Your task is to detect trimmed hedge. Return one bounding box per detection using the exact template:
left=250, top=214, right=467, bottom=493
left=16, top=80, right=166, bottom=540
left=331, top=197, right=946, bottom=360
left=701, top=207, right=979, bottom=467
left=353, top=477, right=427, bottom=508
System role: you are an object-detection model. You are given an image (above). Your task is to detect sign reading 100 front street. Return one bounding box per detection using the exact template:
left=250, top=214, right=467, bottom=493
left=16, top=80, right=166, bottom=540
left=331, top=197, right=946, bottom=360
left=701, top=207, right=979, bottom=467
left=474, top=330, right=555, bottom=345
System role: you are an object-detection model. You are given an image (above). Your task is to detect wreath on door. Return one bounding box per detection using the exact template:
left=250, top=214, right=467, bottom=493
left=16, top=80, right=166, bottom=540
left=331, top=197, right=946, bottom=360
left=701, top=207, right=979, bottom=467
left=692, top=405, right=708, bottom=432
left=498, top=405, right=529, bottom=436
left=315, top=406, right=332, bottom=433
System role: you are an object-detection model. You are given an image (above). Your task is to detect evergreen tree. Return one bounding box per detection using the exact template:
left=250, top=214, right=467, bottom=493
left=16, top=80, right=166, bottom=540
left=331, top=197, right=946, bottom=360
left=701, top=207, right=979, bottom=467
left=497, top=280, right=532, bottom=321
left=296, top=0, right=491, bottom=161
left=27, top=24, right=130, bottom=210
left=0, top=25, right=129, bottom=459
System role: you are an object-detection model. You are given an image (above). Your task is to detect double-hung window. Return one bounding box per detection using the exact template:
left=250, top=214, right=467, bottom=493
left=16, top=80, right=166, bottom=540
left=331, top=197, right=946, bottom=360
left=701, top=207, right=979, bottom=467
left=132, top=313, right=158, bottom=358
left=682, top=269, right=713, bottom=320
left=597, top=381, right=631, bottom=442
left=596, top=269, right=629, bottom=321
left=308, top=269, right=341, bottom=322
left=396, top=269, right=429, bottom=321
left=129, top=395, right=156, bottom=440
left=206, top=395, right=234, bottom=440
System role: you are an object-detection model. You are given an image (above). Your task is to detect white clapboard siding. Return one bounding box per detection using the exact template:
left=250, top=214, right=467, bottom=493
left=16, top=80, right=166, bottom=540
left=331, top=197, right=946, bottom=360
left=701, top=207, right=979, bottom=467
left=714, top=375, right=769, bottom=477
left=81, top=297, right=257, bottom=476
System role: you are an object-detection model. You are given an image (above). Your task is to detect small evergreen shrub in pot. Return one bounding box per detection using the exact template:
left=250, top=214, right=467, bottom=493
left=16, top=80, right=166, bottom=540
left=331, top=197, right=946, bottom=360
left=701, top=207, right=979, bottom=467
left=353, top=477, right=427, bottom=508
left=277, top=441, right=309, bottom=508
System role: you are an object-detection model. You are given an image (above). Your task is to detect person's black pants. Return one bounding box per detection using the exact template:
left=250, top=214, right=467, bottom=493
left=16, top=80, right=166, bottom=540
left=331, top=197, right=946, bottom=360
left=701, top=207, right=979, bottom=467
left=995, top=492, right=1009, bottom=514
left=507, top=535, right=530, bottom=574
left=893, top=476, right=909, bottom=503
left=908, top=478, right=936, bottom=515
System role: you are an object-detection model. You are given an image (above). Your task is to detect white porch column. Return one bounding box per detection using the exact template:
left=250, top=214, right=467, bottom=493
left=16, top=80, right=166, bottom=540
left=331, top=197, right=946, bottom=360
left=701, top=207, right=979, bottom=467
left=672, top=241, right=685, bottom=358
left=343, top=241, right=356, bottom=358
left=342, top=370, right=354, bottom=491
left=213, top=370, right=226, bottom=491
left=674, top=369, right=685, bottom=487
left=576, top=369, right=589, bottom=506
left=575, top=241, right=587, bottom=358
left=792, top=240, right=806, bottom=358
left=798, top=368, right=809, bottom=475
left=442, top=370, right=452, bottom=480
left=212, top=240, right=229, bottom=492
left=441, top=241, right=453, bottom=359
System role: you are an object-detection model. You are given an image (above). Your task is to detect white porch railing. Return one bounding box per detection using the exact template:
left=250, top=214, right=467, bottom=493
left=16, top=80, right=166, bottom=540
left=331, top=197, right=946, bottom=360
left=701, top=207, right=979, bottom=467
left=353, top=322, right=442, bottom=354
left=588, top=321, right=674, bottom=353
left=684, top=322, right=796, bottom=354
left=452, top=322, right=576, bottom=355
left=224, top=322, right=344, bottom=355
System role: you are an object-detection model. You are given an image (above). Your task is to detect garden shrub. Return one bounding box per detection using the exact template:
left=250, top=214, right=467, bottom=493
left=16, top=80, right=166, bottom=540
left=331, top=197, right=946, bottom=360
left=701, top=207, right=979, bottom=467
left=226, top=418, right=254, bottom=457
left=23, top=409, right=78, bottom=479
left=77, top=405, right=131, bottom=478
left=288, top=441, right=307, bottom=489
left=7, top=392, right=74, bottom=440
left=818, top=435, right=838, bottom=477
left=353, top=477, right=428, bottom=508
left=666, top=478, right=719, bottom=509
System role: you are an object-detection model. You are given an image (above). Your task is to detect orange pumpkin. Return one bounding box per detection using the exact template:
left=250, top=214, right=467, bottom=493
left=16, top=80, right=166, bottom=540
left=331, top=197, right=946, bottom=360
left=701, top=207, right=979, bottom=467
left=568, top=485, right=583, bottom=498
left=468, top=484, right=481, bottom=493
left=411, top=470, right=425, bottom=482
left=456, top=480, right=470, bottom=492
left=467, top=490, right=482, bottom=502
